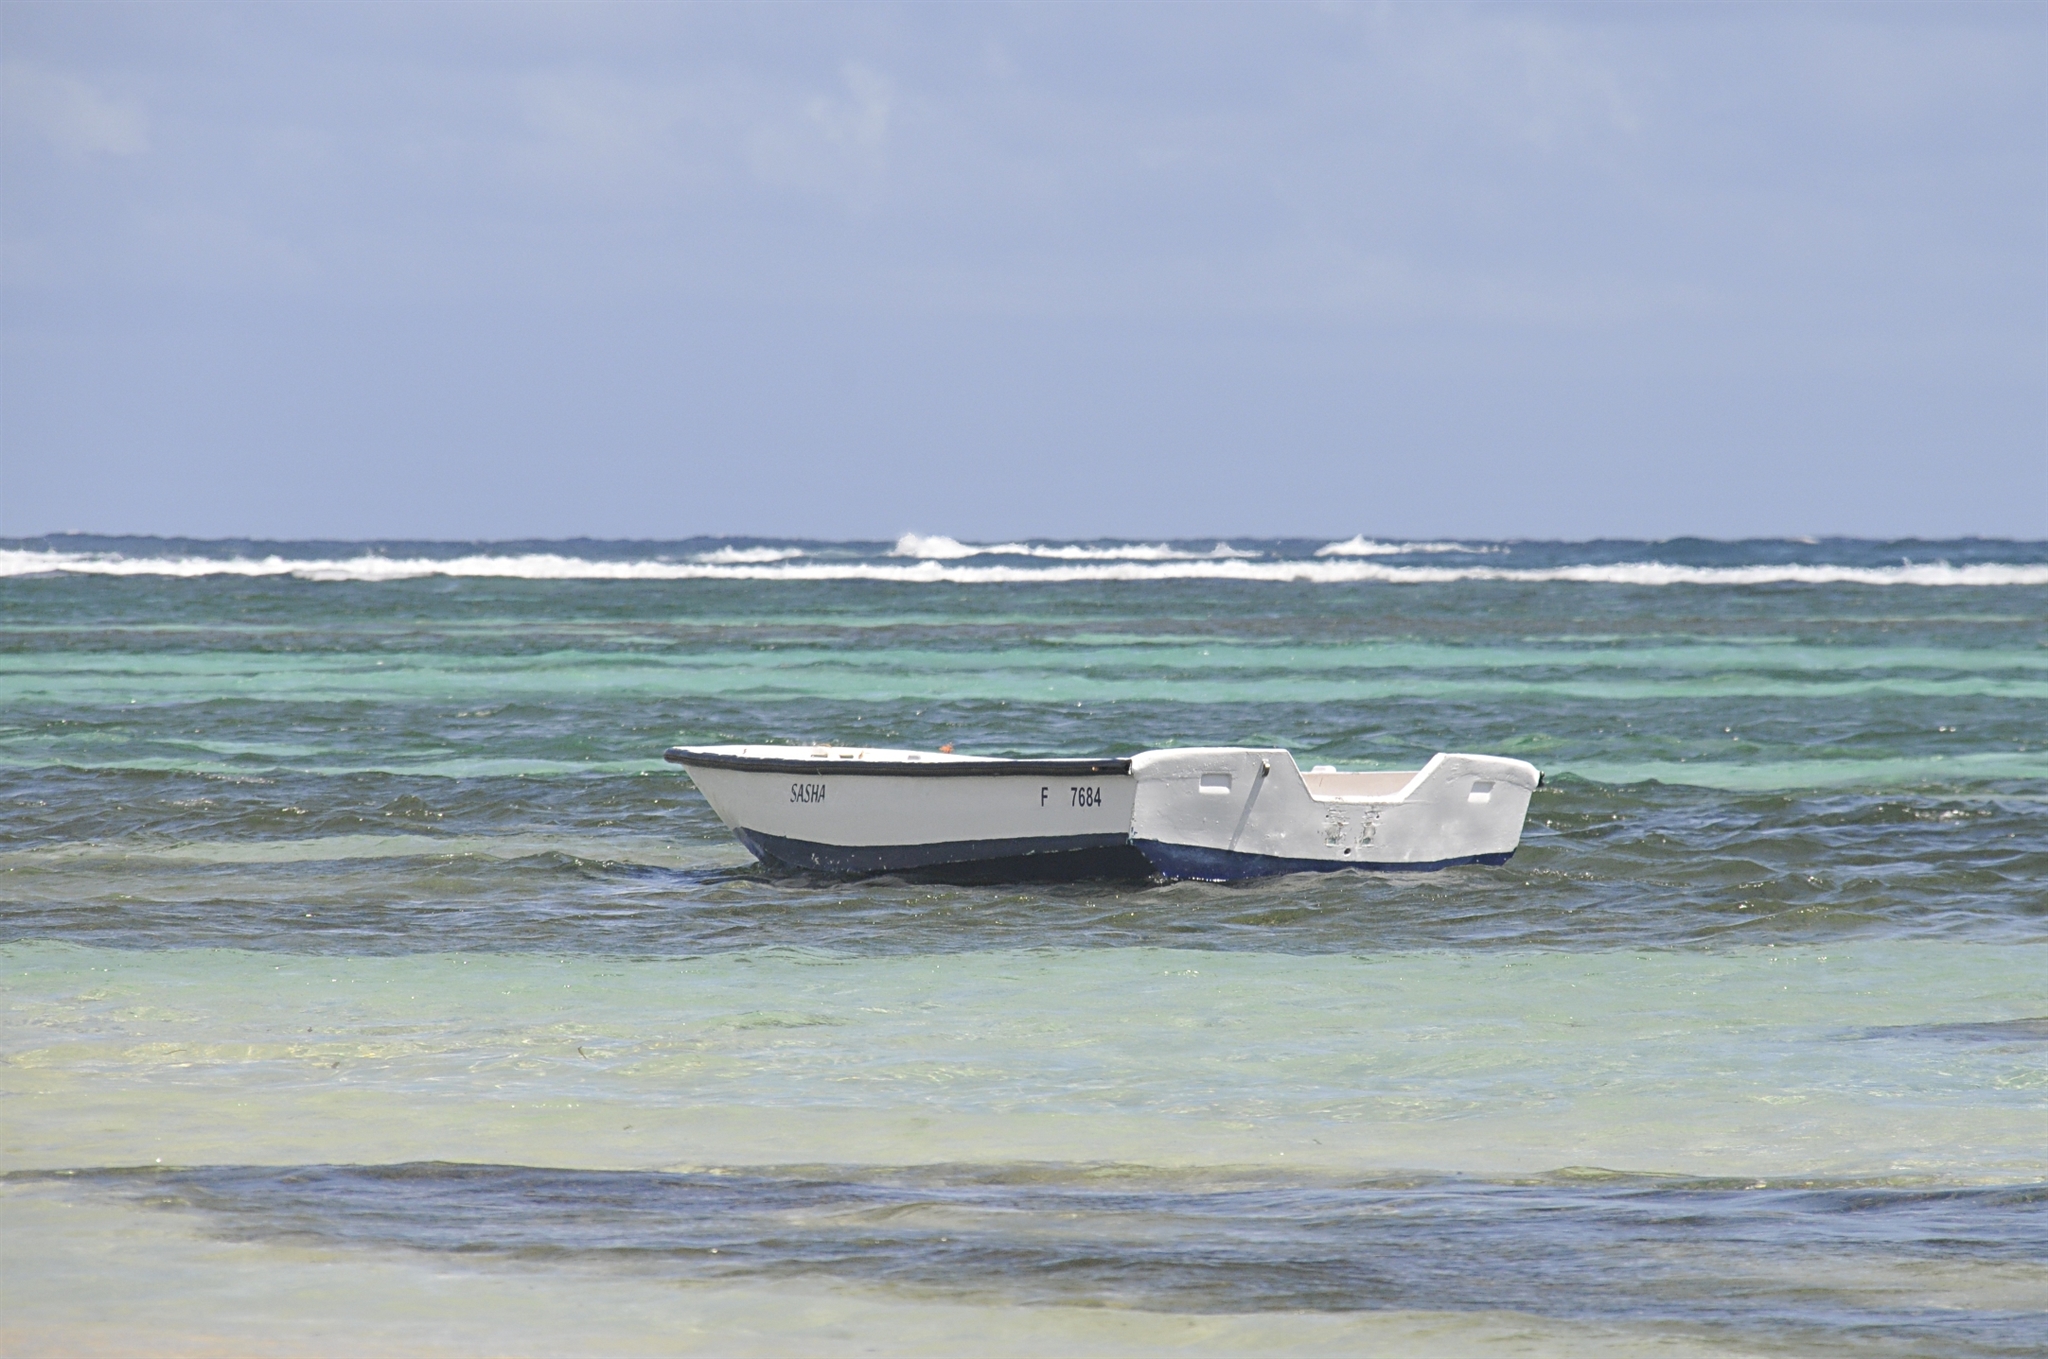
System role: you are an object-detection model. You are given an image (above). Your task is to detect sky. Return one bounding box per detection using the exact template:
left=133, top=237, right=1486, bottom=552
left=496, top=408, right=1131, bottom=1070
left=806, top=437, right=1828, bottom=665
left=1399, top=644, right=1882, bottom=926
left=1, top=1, right=2042, bottom=542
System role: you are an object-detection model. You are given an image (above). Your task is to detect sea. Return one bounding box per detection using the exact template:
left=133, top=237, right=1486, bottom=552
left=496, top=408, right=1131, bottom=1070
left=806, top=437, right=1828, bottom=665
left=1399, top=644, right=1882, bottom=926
left=2, top=533, right=2044, bottom=1358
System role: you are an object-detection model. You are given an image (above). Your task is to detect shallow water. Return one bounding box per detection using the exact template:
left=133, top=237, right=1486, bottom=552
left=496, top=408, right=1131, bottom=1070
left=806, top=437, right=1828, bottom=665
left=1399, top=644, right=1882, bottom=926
left=3, top=536, right=2044, bottom=1356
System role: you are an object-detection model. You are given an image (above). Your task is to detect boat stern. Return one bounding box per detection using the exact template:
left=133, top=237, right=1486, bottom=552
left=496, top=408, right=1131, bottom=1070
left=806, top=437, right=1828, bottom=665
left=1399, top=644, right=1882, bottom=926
left=1128, top=747, right=1541, bottom=881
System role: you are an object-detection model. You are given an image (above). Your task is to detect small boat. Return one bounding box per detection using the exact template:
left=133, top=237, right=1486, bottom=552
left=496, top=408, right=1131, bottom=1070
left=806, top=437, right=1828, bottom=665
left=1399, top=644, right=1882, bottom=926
left=1125, top=747, right=1541, bottom=880
left=664, top=743, right=1539, bottom=883
left=662, top=744, right=1150, bottom=880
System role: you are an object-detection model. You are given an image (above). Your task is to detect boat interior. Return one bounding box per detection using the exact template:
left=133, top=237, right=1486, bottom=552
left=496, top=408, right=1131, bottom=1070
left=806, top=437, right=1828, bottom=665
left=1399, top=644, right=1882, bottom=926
left=1299, top=767, right=1421, bottom=801
left=710, top=744, right=984, bottom=763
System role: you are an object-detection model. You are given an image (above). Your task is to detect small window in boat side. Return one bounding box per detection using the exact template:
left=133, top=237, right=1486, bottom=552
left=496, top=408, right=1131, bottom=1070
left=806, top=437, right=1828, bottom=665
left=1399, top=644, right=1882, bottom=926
left=1199, top=772, right=1232, bottom=794
left=1468, top=781, right=1495, bottom=803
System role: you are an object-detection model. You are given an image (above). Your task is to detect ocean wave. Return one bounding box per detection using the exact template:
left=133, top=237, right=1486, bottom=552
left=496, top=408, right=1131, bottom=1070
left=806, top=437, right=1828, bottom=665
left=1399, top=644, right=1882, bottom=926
left=889, top=533, right=1256, bottom=561
left=1314, top=536, right=1494, bottom=557
left=0, top=833, right=736, bottom=869
left=1559, top=752, right=2048, bottom=791
left=4, top=548, right=2045, bottom=586
left=691, top=546, right=805, bottom=564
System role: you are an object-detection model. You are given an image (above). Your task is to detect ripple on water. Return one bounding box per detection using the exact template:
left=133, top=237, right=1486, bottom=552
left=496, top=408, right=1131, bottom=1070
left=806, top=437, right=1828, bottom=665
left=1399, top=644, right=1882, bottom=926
left=9, top=1162, right=2044, bottom=1357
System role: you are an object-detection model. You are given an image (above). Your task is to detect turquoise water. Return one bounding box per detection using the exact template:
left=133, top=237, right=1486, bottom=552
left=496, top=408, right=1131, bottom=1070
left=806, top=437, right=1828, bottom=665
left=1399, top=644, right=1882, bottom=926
left=3, top=536, right=2045, bottom=1356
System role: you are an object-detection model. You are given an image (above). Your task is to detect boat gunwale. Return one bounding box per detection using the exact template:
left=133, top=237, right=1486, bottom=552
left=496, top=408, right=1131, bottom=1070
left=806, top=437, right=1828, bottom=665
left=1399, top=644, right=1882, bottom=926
left=665, top=747, right=1133, bottom=778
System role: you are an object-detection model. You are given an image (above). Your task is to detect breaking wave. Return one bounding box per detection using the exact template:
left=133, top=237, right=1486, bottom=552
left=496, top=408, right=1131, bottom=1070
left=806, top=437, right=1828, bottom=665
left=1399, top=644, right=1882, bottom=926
left=889, top=533, right=1256, bottom=560
left=4, top=547, right=2045, bottom=586
left=690, top=545, right=806, bottom=564
left=1314, top=536, right=1494, bottom=557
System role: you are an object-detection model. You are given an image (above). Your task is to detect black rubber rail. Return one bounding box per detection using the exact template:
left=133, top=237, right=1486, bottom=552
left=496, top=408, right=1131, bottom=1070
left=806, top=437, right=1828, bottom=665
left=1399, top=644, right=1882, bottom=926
left=664, top=748, right=1133, bottom=778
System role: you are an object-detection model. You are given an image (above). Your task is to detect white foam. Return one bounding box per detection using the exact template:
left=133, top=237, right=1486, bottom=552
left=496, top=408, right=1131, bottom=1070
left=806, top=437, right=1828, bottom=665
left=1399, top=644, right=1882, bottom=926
left=4, top=548, right=2044, bottom=586
left=1013, top=541, right=1257, bottom=561
left=891, top=533, right=980, bottom=559
left=1315, top=536, right=1493, bottom=557
left=691, top=545, right=805, bottom=564
left=888, top=534, right=1251, bottom=561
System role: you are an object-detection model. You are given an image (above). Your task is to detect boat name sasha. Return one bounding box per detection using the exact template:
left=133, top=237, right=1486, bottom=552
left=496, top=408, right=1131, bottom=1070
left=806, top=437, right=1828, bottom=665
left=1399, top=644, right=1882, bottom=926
left=663, top=743, right=1542, bottom=883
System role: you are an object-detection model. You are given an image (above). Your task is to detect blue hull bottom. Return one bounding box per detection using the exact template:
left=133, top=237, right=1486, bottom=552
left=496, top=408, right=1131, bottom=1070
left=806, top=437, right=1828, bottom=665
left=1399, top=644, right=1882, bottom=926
left=734, top=826, right=1512, bottom=883
left=734, top=827, right=1153, bottom=881
left=1132, top=840, right=1515, bottom=883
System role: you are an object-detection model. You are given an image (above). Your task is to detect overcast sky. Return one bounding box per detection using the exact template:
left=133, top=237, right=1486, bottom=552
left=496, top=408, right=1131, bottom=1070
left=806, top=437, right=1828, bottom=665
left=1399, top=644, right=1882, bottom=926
left=2, top=1, right=2042, bottom=541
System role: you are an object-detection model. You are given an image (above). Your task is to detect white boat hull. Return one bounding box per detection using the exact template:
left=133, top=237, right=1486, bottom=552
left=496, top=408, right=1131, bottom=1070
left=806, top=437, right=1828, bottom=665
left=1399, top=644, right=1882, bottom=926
left=665, top=743, right=1541, bottom=882
left=1127, top=748, right=1541, bottom=881
left=667, top=745, right=1144, bottom=877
